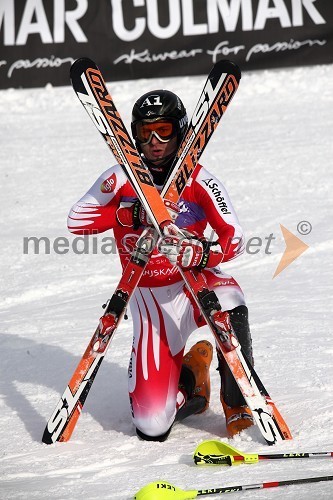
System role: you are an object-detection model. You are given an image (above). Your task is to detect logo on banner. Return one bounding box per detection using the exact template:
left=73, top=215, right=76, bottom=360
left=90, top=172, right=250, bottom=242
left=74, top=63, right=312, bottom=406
left=110, top=0, right=327, bottom=42
left=1, top=0, right=88, bottom=46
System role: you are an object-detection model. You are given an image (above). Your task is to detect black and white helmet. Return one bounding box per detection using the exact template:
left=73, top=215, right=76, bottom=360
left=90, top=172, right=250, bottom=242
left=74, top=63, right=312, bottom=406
left=131, top=89, right=188, bottom=152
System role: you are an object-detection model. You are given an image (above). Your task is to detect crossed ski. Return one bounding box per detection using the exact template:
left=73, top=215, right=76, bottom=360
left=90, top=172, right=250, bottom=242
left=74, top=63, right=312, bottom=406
left=42, top=58, right=292, bottom=445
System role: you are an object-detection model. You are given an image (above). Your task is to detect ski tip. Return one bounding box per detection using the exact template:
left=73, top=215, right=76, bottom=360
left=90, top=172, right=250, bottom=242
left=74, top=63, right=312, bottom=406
left=213, top=59, right=241, bottom=82
left=71, top=57, right=96, bottom=68
left=70, top=57, right=99, bottom=80
left=41, top=428, right=54, bottom=445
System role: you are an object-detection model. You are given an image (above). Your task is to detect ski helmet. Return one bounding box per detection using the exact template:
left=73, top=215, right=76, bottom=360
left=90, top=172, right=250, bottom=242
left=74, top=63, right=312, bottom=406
left=131, top=89, right=188, bottom=153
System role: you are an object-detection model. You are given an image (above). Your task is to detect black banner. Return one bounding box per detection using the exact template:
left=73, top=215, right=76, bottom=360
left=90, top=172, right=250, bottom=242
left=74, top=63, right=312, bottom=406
left=0, top=0, right=332, bottom=89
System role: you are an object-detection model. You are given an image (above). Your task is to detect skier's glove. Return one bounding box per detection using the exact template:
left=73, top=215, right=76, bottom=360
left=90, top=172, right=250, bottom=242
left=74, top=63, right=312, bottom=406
left=159, top=231, right=222, bottom=269
left=116, top=200, right=180, bottom=230
left=116, top=201, right=150, bottom=229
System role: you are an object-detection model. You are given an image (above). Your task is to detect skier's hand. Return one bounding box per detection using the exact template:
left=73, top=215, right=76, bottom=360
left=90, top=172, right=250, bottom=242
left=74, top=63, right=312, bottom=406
left=159, top=232, right=206, bottom=269
left=116, top=200, right=179, bottom=229
left=159, top=228, right=224, bottom=269
left=116, top=201, right=150, bottom=229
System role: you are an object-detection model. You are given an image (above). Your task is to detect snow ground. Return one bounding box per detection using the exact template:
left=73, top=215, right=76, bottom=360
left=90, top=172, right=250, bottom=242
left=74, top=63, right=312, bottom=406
left=1, top=63, right=333, bottom=499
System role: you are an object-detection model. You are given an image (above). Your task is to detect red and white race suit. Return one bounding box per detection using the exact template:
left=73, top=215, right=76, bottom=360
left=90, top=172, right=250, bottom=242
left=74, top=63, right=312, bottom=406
left=68, top=163, right=246, bottom=437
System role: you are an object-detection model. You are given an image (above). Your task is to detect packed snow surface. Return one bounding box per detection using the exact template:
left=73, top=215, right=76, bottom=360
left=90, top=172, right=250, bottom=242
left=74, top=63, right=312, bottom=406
left=1, top=63, right=333, bottom=499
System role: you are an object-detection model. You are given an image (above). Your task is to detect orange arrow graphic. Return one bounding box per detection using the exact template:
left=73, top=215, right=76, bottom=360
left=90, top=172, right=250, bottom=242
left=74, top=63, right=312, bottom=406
left=273, top=225, right=309, bottom=278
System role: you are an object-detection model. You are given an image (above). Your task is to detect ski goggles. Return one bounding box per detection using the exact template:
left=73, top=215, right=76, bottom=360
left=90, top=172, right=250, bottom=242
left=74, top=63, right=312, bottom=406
left=135, top=119, right=177, bottom=145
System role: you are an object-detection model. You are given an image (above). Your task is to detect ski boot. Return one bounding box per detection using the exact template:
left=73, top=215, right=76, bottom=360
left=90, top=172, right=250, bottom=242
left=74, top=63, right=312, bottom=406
left=178, top=340, right=213, bottom=416
left=220, top=394, right=254, bottom=437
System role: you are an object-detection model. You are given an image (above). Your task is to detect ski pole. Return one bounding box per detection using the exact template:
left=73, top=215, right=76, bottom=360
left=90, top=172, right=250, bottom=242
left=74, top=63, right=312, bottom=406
left=193, top=440, right=333, bottom=466
left=134, top=476, right=333, bottom=499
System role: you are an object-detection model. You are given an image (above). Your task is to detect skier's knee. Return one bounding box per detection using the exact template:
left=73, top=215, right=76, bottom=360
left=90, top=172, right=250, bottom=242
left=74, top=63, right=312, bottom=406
left=136, top=425, right=172, bottom=442
left=133, top=412, right=174, bottom=441
left=215, top=287, right=245, bottom=311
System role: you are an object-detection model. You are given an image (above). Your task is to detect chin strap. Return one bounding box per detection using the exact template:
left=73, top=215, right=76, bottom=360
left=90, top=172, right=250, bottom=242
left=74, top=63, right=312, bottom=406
left=142, top=153, right=175, bottom=185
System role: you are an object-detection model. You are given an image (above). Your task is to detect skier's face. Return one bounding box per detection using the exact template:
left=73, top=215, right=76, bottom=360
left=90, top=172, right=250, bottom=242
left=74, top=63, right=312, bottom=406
left=140, top=133, right=178, bottom=164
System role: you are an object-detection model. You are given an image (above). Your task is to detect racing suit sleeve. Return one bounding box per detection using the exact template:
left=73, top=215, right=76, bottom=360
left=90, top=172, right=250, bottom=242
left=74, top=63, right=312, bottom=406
left=67, top=164, right=132, bottom=235
left=194, top=167, right=245, bottom=264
